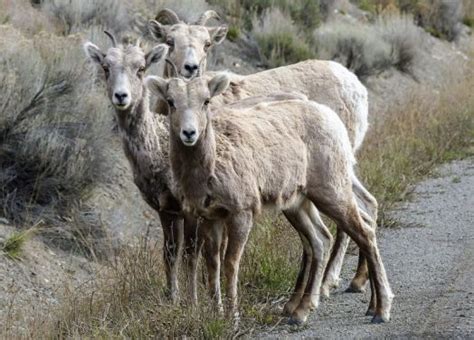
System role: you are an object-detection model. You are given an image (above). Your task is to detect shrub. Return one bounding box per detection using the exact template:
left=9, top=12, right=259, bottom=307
left=314, top=15, right=421, bottom=79
left=0, top=26, right=112, bottom=226
left=375, top=15, right=422, bottom=74
left=40, top=0, right=132, bottom=35
left=0, top=0, right=58, bottom=34
left=252, top=8, right=314, bottom=68
left=315, top=21, right=393, bottom=79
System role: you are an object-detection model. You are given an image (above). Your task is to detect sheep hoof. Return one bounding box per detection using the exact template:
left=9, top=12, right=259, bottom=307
left=371, top=315, right=387, bottom=324
left=346, top=281, right=366, bottom=293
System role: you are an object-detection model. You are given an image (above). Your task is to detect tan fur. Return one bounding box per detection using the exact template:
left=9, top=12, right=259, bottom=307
left=209, top=59, right=368, bottom=152
left=147, top=75, right=393, bottom=324
left=206, top=62, right=375, bottom=294
left=83, top=40, right=201, bottom=304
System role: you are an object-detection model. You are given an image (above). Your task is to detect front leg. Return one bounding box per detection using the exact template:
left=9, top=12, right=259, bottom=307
left=183, top=214, right=202, bottom=305
left=223, top=211, right=253, bottom=319
left=158, top=211, right=184, bottom=304
left=201, top=218, right=225, bottom=312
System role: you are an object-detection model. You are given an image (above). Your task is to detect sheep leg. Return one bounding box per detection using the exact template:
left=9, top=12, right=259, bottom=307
left=321, top=228, right=350, bottom=297
left=327, top=201, right=393, bottom=323
left=201, top=219, right=224, bottom=313
left=282, top=231, right=312, bottom=316
left=159, top=211, right=184, bottom=304
left=348, top=175, right=378, bottom=292
left=284, top=201, right=328, bottom=325
left=183, top=214, right=203, bottom=305
left=321, top=176, right=378, bottom=295
left=223, top=211, right=253, bottom=320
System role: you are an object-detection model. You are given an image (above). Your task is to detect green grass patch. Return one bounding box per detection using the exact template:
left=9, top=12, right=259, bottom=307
left=1, top=228, right=36, bottom=260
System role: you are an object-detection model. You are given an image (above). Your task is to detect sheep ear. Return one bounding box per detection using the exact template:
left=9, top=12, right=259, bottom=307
left=84, top=42, right=105, bottom=64
left=208, top=73, right=230, bottom=98
left=149, top=20, right=168, bottom=41
left=146, top=75, right=169, bottom=100
left=145, top=44, right=169, bottom=69
left=208, top=25, right=228, bottom=45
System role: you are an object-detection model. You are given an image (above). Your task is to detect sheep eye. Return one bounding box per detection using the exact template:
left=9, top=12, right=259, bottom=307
left=204, top=41, right=211, bottom=51
left=167, top=98, right=175, bottom=108
left=166, top=38, right=175, bottom=47
left=137, top=66, right=145, bottom=76
left=204, top=98, right=210, bottom=106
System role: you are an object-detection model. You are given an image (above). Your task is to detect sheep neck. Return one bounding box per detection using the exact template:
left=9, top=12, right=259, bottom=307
left=170, top=115, right=216, bottom=204
left=114, top=86, right=166, bottom=174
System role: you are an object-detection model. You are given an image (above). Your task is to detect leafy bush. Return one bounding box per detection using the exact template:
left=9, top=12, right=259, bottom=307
left=252, top=8, right=314, bottom=68
left=0, top=26, right=112, bottom=226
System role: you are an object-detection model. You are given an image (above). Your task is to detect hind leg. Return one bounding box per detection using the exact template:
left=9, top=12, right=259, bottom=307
left=283, top=200, right=329, bottom=324
left=348, top=175, right=379, bottom=292
left=321, top=228, right=350, bottom=297
left=319, top=199, right=392, bottom=322
left=281, top=228, right=312, bottom=316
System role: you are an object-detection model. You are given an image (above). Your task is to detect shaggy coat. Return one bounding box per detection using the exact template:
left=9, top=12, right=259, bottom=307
left=83, top=41, right=190, bottom=303
left=147, top=75, right=392, bottom=325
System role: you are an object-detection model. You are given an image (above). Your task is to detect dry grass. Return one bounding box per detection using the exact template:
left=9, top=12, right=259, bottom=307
left=357, top=64, right=474, bottom=225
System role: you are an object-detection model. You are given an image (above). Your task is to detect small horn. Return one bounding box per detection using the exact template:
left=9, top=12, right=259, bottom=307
left=165, top=58, right=179, bottom=78
left=195, top=10, right=221, bottom=26
left=156, top=8, right=180, bottom=25
left=104, top=30, right=117, bottom=47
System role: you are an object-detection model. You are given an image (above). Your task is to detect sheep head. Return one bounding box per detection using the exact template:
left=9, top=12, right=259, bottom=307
left=84, top=32, right=168, bottom=111
left=146, top=74, right=230, bottom=146
left=148, top=9, right=228, bottom=79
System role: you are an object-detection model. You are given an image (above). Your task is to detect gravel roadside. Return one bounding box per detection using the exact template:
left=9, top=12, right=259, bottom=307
left=263, top=158, right=474, bottom=339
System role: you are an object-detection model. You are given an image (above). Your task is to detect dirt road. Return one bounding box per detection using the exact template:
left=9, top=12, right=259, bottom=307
left=264, top=158, right=474, bottom=339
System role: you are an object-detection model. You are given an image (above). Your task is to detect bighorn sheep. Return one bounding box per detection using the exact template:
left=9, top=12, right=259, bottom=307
left=82, top=35, right=193, bottom=303
left=148, top=9, right=228, bottom=79
left=146, top=74, right=393, bottom=325
left=147, top=9, right=375, bottom=295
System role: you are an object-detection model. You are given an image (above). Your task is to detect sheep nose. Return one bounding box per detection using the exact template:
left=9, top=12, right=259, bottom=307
left=114, top=92, right=128, bottom=103
left=184, top=63, right=199, bottom=73
left=182, top=129, right=196, bottom=139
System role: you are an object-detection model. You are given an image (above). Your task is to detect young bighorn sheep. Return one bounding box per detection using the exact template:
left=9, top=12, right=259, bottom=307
left=147, top=9, right=375, bottom=294
left=148, top=9, right=228, bottom=79
left=82, top=35, right=192, bottom=303
left=147, top=74, right=393, bottom=325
